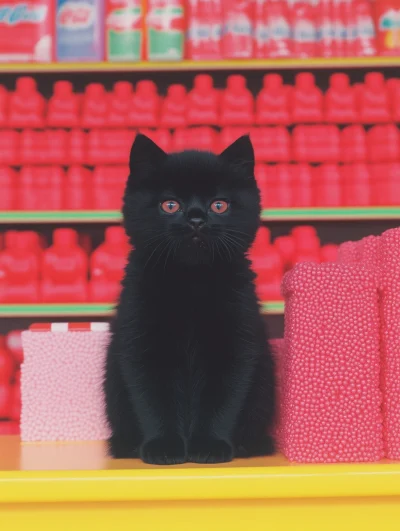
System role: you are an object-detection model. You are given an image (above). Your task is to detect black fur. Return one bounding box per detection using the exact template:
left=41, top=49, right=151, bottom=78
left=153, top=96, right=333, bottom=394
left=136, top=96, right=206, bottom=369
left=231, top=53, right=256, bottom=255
left=104, top=134, right=276, bottom=464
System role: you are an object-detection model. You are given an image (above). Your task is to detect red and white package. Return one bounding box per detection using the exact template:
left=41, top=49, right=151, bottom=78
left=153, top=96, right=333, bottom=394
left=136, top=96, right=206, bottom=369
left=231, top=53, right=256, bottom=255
left=0, top=1, right=53, bottom=63
left=221, top=0, right=254, bottom=58
left=267, top=0, right=291, bottom=57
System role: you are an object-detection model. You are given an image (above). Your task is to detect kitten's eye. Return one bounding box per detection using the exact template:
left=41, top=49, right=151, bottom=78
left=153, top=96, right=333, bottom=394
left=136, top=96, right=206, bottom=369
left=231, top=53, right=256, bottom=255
left=161, top=200, right=180, bottom=214
left=210, top=200, right=229, bottom=214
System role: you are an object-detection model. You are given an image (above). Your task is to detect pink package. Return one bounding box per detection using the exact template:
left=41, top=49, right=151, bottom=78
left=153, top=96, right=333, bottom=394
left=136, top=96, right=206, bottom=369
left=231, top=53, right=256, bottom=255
left=0, top=1, right=54, bottom=63
left=380, top=228, right=400, bottom=459
left=21, top=322, right=111, bottom=442
left=281, top=262, right=384, bottom=463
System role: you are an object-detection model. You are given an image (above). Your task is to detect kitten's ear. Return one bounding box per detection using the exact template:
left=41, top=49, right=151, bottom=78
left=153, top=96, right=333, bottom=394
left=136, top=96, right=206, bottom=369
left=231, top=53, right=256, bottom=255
left=129, top=133, right=167, bottom=176
left=219, top=135, right=255, bottom=176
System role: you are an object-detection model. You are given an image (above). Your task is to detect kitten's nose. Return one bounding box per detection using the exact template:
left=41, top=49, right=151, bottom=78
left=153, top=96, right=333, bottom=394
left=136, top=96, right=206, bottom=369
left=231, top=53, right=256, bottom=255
left=188, top=218, right=205, bottom=230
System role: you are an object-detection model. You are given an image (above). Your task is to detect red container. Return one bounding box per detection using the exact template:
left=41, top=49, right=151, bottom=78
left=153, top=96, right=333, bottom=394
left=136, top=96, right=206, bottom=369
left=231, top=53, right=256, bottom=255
left=0, top=336, right=14, bottom=384
left=129, top=80, right=160, bottom=128
left=65, top=166, right=92, bottom=210
left=256, top=74, right=291, bottom=125
left=374, top=0, right=400, bottom=56
left=0, top=167, right=17, bottom=210
left=68, top=129, right=87, bottom=165
left=108, top=81, right=134, bottom=128
left=0, top=131, right=19, bottom=165
left=291, top=0, right=318, bottom=58
left=291, top=163, right=313, bottom=207
left=187, top=0, right=222, bottom=60
left=221, top=0, right=254, bottom=58
left=160, top=84, right=187, bottom=128
left=315, top=164, right=342, bottom=207
left=250, top=226, right=283, bottom=300
left=367, top=124, right=400, bottom=162
left=9, top=76, right=45, bottom=128
left=47, top=81, right=79, bottom=128
left=93, top=166, right=127, bottom=210
left=342, top=163, right=370, bottom=206
left=187, top=74, right=219, bottom=126
left=0, top=85, right=8, bottom=127
left=325, top=73, right=358, bottom=123
left=220, top=75, right=254, bottom=126
left=359, top=72, right=391, bottom=123
left=292, top=72, right=323, bottom=123
left=341, top=125, right=367, bottom=162
left=267, top=0, right=291, bottom=57
left=81, top=83, right=108, bottom=129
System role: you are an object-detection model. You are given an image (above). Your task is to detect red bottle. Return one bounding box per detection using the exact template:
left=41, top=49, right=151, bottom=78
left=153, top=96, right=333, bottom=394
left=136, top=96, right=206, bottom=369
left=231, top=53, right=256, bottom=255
left=46, top=129, right=68, bottom=165
left=341, top=125, right=367, bottom=163
left=129, top=80, right=160, bottom=128
left=0, top=85, right=8, bottom=127
left=187, top=74, right=219, bottom=126
left=255, top=164, right=292, bottom=208
left=172, top=129, right=189, bottom=151
left=65, top=166, right=93, bottom=210
left=0, top=231, right=40, bottom=303
left=256, top=74, right=291, bottom=125
left=190, top=127, right=218, bottom=152
left=19, top=130, right=44, bottom=165
left=0, top=167, right=17, bottom=211
left=250, top=227, right=283, bottom=301
left=291, top=163, right=313, bottom=207
left=367, top=125, right=400, bottom=163
left=160, top=84, right=187, bottom=128
left=325, top=73, right=357, bottom=123
left=342, top=163, right=370, bottom=207
left=315, top=164, right=342, bottom=207
left=273, top=235, right=295, bottom=272
left=0, top=337, right=14, bottom=385
left=90, top=226, right=130, bottom=302
left=291, top=225, right=320, bottom=264
left=9, top=77, right=45, bottom=128
left=387, top=78, right=400, bottom=122
left=81, top=83, right=108, bottom=129
left=292, top=72, right=323, bottom=123
left=108, top=81, right=134, bottom=128
left=0, top=131, right=19, bottom=166
left=359, top=72, right=391, bottom=123
left=68, top=130, right=87, bottom=165
left=6, top=330, right=24, bottom=366
left=0, top=383, right=12, bottom=419
left=93, top=166, right=127, bottom=210
left=385, top=164, right=400, bottom=206
left=47, top=81, right=79, bottom=128
left=320, top=244, right=338, bottom=262
left=41, top=229, right=88, bottom=302
left=220, top=75, right=254, bottom=126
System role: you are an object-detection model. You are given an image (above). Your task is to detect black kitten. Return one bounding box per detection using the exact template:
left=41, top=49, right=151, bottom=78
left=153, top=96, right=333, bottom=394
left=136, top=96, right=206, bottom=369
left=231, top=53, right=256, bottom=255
left=104, top=134, right=276, bottom=464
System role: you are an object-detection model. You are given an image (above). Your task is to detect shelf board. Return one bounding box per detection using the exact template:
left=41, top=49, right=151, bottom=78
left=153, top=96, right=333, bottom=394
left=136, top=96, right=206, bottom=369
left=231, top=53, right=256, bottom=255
left=0, top=57, right=399, bottom=73
left=0, top=301, right=284, bottom=318
left=1, top=207, right=400, bottom=224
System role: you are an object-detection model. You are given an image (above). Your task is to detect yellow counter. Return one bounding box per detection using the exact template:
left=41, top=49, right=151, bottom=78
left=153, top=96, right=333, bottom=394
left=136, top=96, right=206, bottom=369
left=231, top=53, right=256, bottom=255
left=1, top=436, right=400, bottom=530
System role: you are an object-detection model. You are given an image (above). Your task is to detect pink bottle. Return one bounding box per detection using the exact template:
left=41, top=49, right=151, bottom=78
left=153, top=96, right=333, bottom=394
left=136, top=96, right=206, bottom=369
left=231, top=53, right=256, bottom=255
left=250, top=226, right=283, bottom=300
left=0, top=232, right=40, bottom=303
left=46, top=129, right=68, bottom=165
left=160, top=84, right=187, bottom=128
left=367, top=125, right=400, bottom=163
left=93, top=166, right=127, bottom=210
left=90, top=226, right=130, bottom=302
left=0, top=85, right=8, bottom=127
left=129, top=80, right=160, bottom=128
left=47, top=81, right=79, bottom=128
left=187, top=74, right=219, bottom=126
left=359, top=72, right=391, bottom=123
left=68, top=129, right=87, bottom=165
left=325, top=73, right=357, bottom=123
left=108, top=82, right=134, bottom=128
left=342, top=163, right=370, bottom=207
left=0, top=336, right=14, bottom=385
left=341, top=125, right=367, bottom=163
left=274, top=235, right=296, bottom=272
left=6, top=330, right=24, bottom=366
left=291, top=225, right=320, bottom=264
left=0, top=167, right=17, bottom=211
left=320, top=243, right=338, bottom=262
left=315, top=164, right=342, bottom=207
left=41, top=229, right=88, bottom=302
left=256, top=74, right=291, bottom=125
left=254, top=0, right=269, bottom=58
left=9, top=77, right=45, bottom=128
left=220, top=75, right=254, bottom=126
left=81, top=83, right=109, bottom=129
left=291, top=163, right=313, bottom=207
left=387, top=78, right=400, bottom=122
left=292, top=72, right=323, bottom=123
left=0, top=131, right=19, bottom=166
left=318, top=0, right=334, bottom=57
left=65, top=166, right=93, bottom=210
left=190, top=127, right=218, bottom=152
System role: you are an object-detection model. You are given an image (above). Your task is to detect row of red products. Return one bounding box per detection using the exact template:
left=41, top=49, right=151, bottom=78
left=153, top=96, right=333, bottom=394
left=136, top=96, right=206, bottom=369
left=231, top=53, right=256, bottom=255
left=1, top=72, right=399, bottom=129
left=0, top=225, right=336, bottom=304
left=0, top=330, right=22, bottom=427
left=1, top=122, right=400, bottom=167
left=0, top=161, right=398, bottom=212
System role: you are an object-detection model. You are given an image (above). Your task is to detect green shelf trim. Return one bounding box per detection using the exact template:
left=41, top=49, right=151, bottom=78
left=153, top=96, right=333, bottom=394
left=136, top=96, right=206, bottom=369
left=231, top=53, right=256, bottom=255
left=0, top=301, right=284, bottom=317
left=0, top=211, right=122, bottom=224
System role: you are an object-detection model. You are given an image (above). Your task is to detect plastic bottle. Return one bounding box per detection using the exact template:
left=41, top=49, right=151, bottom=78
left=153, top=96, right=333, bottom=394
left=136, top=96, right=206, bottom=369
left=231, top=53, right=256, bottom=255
left=108, top=81, right=134, bottom=128
left=187, top=0, right=222, bottom=60
left=256, top=74, right=291, bottom=125
left=250, top=227, right=283, bottom=301
left=220, top=74, right=254, bottom=126
left=8, top=76, right=45, bottom=128
left=0, top=167, right=17, bottom=211
left=187, top=74, right=219, bottom=126
left=292, top=72, right=323, bottom=123
left=129, top=80, right=160, bottom=127
left=325, top=72, right=357, bottom=123
left=81, top=83, right=108, bottom=129
left=160, top=84, right=187, bottom=128
left=47, top=80, right=79, bottom=128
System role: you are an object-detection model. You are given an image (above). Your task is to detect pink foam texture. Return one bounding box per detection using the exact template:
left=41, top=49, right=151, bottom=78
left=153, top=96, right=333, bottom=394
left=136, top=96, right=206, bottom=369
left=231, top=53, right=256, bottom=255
left=21, top=329, right=111, bottom=442
left=280, top=262, right=383, bottom=463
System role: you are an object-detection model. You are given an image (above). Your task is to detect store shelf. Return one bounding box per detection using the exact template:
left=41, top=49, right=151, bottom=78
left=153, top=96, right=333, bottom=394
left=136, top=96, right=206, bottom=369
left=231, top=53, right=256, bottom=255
left=0, top=56, right=399, bottom=74
left=2, top=207, right=400, bottom=224
left=0, top=301, right=284, bottom=317
left=1, top=436, right=400, bottom=530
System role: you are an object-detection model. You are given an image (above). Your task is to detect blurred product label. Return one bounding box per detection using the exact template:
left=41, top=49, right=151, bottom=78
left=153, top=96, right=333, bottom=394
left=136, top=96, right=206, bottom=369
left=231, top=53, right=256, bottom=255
left=106, top=0, right=143, bottom=61
left=291, top=0, right=318, bottom=58
left=221, top=0, right=254, bottom=58
left=187, top=0, right=222, bottom=60
left=268, top=0, right=291, bottom=57
left=146, top=0, right=185, bottom=61
left=254, top=0, right=269, bottom=58
left=0, top=0, right=53, bottom=62
left=56, top=0, right=104, bottom=61
left=375, top=0, right=400, bottom=55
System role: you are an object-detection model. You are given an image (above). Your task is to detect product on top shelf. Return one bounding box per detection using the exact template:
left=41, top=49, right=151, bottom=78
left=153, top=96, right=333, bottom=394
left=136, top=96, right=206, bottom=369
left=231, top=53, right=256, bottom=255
left=41, top=228, right=88, bottom=302
left=187, top=74, right=219, bottom=126
left=0, top=167, right=17, bottom=211
left=220, top=75, right=254, bottom=126
left=146, top=0, right=185, bottom=61
left=221, top=0, right=254, bottom=58
left=90, top=226, right=130, bottom=302
left=267, top=0, right=291, bottom=57
left=374, top=0, right=400, bottom=56
left=0, top=231, right=40, bottom=302
left=160, top=84, right=187, bottom=128
left=9, top=77, right=45, bottom=129
left=254, top=0, right=268, bottom=58
left=65, top=166, right=93, bottom=210
left=256, top=74, right=291, bottom=125
left=106, top=0, right=144, bottom=61
left=81, top=83, right=109, bottom=129
left=343, top=163, right=370, bottom=206
left=291, top=0, right=318, bottom=58
left=56, top=0, right=104, bottom=61
left=353, top=0, right=377, bottom=56
left=250, top=226, right=283, bottom=300
left=292, top=72, right=323, bottom=123
left=317, top=0, right=334, bottom=57
left=108, top=81, right=134, bottom=127
left=0, top=0, right=53, bottom=63
left=325, top=73, right=358, bottom=123
left=359, top=72, right=391, bottom=123
left=47, top=81, right=80, bottom=128
left=129, top=80, right=160, bottom=127
left=187, top=0, right=222, bottom=60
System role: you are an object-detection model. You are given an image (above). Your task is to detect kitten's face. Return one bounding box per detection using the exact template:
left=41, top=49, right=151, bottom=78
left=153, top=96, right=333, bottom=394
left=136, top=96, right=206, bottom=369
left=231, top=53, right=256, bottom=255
left=123, top=134, right=260, bottom=267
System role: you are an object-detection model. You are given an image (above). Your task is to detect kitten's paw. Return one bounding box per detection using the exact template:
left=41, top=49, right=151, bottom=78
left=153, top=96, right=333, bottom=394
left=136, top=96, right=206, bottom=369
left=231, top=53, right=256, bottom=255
left=108, top=436, right=139, bottom=459
left=235, top=434, right=276, bottom=458
left=140, top=435, right=186, bottom=465
left=188, top=436, right=234, bottom=464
